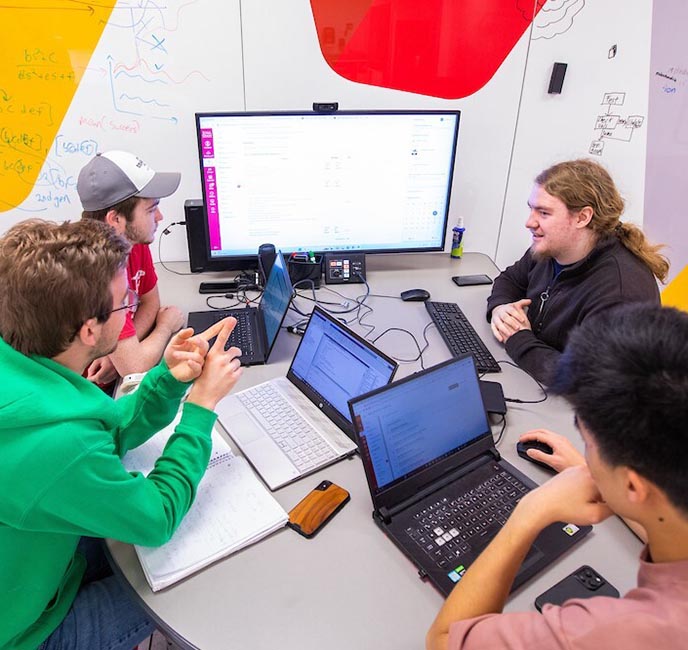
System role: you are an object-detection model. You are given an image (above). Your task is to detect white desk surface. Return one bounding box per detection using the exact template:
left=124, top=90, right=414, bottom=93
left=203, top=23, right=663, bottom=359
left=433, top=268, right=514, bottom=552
left=107, top=252, right=641, bottom=650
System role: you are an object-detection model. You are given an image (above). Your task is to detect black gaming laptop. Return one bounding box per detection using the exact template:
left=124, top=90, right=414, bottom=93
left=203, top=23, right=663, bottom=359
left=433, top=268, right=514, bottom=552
left=348, top=354, right=591, bottom=596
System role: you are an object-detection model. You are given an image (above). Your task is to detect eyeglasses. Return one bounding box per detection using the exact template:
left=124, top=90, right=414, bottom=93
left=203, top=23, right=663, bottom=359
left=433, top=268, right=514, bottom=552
left=108, top=288, right=140, bottom=316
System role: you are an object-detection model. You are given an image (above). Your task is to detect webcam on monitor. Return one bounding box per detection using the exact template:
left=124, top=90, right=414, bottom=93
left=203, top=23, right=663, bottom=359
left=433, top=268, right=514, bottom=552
left=313, top=102, right=338, bottom=113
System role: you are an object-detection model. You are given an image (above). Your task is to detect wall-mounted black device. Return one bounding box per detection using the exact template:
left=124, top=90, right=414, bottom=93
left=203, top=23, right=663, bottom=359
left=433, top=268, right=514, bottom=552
left=324, top=252, right=366, bottom=284
left=184, top=199, right=207, bottom=273
left=548, top=62, right=567, bottom=94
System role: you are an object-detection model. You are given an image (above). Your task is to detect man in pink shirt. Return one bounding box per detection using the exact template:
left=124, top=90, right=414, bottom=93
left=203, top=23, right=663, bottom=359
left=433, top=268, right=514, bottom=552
left=78, top=151, right=185, bottom=385
left=427, top=303, right=688, bottom=650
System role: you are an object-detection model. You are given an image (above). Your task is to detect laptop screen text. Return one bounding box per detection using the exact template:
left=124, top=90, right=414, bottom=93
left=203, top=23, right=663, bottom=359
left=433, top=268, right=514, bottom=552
left=354, top=356, right=490, bottom=492
left=291, top=310, right=396, bottom=421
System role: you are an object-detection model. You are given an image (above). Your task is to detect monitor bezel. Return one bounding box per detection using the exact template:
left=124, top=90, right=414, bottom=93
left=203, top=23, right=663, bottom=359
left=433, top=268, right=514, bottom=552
left=193, top=109, right=461, bottom=273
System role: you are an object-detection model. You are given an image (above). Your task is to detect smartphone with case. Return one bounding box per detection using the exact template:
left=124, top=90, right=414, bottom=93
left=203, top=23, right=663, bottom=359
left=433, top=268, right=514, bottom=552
left=452, top=274, right=493, bottom=287
left=287, top=480, right=350, bottom=538
left=534, top=565, right=620, bottom=611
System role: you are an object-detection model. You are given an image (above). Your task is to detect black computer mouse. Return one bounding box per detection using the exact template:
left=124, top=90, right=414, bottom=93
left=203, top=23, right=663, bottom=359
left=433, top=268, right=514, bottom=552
left=400, top=288, right=431, bottom=302
left=516, top=440, right=555, bottom=472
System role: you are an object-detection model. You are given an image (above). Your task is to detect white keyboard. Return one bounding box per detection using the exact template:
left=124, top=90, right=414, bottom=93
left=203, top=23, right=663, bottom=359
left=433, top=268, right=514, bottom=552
left=237, top=383, right=337, bottom=471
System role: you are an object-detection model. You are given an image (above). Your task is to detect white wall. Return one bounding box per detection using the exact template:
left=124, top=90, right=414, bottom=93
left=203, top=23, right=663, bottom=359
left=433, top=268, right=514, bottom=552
left=497, top=1, right=653, bottom=268
left=240, top=1, right=532, bottom=265
left=0, top=0, right=656, bottom=272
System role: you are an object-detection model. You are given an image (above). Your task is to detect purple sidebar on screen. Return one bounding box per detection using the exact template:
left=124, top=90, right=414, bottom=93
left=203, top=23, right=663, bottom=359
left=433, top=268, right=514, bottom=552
left=203, top=166, right=221, bottom=250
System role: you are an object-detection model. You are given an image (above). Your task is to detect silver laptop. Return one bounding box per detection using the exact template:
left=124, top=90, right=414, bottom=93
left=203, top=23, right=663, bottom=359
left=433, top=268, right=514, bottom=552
left=215, top=306, right=398, bottom=489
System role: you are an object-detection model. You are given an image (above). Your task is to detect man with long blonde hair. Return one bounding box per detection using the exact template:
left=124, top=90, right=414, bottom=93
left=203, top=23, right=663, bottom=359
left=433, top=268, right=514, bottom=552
left=487, top=159, right=667, bottom=382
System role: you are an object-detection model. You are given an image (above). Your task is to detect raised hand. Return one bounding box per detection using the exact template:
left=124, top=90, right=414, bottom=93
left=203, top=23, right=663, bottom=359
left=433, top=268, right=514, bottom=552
left=186, top=319, right=244, bottom=410
left=164, top=317, right=237, bottom=383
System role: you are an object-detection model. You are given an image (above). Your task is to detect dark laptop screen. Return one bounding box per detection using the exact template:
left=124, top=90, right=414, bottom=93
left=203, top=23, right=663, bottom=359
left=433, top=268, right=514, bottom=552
left=351, top=355, right=490, bottom=492
left=260, top=251, right=293, bottom=350
left=289, top=308, right=397, bottom=423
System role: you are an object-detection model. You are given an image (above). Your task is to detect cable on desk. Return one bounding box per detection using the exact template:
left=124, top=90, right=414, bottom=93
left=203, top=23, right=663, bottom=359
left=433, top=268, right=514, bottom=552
left=292, top=276, right=371, bottom=317
left=204, top=283, right=264, bottom=311
left=492, top=415, right=507, bottom=446
left=157, top=222, right=196, bottom=276
left=498, top=360, right=549, bottom=404
left=369, top=322, right=432, bottom=371
left=205, top=294, right=243, bottom=310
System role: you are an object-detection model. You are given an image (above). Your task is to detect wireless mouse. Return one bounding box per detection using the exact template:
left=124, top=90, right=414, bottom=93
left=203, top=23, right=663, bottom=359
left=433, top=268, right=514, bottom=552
left=516, top=439, right=555, bottom=472
left=400, top=288, right=430, bottom=302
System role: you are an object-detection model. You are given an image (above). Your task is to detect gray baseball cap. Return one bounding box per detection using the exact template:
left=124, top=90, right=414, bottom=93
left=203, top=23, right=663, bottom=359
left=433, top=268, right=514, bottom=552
left=77, top=150, right=181, bottom=211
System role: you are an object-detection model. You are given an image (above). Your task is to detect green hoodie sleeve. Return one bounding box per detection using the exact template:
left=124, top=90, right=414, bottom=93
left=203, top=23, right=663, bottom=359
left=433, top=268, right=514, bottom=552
left=22, top=400, right=217, bottom=547
left=111, top=360, right=194, bottom=457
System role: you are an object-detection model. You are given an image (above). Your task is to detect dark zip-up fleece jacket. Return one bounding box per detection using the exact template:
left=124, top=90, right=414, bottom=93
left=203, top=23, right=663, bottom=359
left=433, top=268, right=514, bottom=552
left=486, top=237, right=660, bottom=383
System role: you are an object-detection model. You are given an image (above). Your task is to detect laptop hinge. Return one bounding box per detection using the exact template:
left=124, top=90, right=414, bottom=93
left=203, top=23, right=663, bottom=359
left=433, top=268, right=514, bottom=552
left=490, top=447, right=501, bottom=461
left=383, top=452, right=495, bottom=520
left=376, top=508, right=392, bottom=525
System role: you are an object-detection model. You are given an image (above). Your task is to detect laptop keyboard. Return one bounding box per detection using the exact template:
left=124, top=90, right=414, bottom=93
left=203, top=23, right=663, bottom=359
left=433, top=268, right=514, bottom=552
left=236, top=383, right=337, bottom=472
left=425, top=301, right=501, bottom=373
left=405, top=463, right=529, bottom=568
left=197, top=309, right=256, bottom=356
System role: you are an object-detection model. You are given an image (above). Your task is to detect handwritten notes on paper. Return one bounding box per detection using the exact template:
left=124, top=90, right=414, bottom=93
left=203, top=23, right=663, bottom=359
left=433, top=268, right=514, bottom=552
left=123, top=414, right=288, bottom=591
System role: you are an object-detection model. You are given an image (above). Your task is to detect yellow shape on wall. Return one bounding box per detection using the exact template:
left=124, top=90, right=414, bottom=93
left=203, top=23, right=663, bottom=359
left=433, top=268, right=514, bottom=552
left=661, top=265, right=688, bottom=312
left=0, top=0, right=116, bottom=211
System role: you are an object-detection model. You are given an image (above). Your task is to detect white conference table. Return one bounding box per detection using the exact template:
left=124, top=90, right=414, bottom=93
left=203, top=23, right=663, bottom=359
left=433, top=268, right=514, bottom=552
left=107, top=252, right=641, bottom=650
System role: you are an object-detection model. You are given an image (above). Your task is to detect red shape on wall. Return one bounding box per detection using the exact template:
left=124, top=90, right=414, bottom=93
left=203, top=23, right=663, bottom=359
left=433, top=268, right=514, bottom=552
left=310, top=0, right=546, bottom=99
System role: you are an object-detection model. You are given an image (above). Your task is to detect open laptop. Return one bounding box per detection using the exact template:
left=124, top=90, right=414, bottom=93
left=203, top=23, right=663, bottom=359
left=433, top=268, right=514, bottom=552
left=186, top=251, right=293, bottom=365
left=348, top=354, right=591, bottom=596
left=215, top=306, right=398, bottom=489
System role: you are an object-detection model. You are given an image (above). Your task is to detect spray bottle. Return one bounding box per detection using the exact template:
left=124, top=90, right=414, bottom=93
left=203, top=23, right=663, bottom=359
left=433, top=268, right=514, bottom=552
left=450, top=217, right=465, bottom=259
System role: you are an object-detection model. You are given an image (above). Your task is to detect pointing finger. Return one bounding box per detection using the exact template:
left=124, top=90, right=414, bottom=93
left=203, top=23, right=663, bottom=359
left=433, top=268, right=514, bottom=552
left=199, top=317, right=237, bottom=342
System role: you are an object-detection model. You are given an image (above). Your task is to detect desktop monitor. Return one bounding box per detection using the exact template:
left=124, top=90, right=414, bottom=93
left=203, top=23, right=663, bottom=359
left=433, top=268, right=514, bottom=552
left=194, top=110, right=461, bottom=272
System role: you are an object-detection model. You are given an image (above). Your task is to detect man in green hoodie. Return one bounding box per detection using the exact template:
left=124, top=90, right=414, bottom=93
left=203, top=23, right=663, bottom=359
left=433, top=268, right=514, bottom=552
left=0, top=219, right=243, bottom=650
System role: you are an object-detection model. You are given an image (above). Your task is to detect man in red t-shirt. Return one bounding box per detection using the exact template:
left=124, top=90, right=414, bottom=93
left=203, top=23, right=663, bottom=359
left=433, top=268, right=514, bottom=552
left=78, top=151, right=185, bottom=385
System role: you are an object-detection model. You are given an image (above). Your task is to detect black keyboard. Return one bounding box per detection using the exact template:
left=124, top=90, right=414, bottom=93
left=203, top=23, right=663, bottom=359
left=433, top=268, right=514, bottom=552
left=405, top=463, right=529, bottom=569
left=425, top=301, right=500, bottom=373
left=198, top=310, right=256, bottom=357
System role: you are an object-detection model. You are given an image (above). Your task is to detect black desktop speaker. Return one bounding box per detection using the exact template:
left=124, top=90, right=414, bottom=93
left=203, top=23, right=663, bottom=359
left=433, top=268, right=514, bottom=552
left=184, top=199, right=207, bottom=273
left=258, top=243, right=276, bottom=285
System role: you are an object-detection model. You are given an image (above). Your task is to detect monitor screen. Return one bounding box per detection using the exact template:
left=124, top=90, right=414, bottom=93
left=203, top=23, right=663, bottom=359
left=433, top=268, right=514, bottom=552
left=194, top=110, right=460, bottom=270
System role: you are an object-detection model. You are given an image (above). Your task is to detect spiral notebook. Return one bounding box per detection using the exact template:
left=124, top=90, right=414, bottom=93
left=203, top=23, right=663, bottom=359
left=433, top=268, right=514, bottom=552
left=122, top=413, right=288, bottom=591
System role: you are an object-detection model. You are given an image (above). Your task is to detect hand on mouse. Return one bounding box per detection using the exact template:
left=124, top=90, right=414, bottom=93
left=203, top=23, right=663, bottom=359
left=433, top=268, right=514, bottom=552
left=519, top=429, right=585, bottom=473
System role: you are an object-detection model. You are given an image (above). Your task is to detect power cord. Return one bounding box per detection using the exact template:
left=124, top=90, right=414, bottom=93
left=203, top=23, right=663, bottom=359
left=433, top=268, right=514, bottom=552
left=157, top=221, right=196, bottom=276
left=492, top=415, right=507, bottom=446
left=368, top=322, right=432, bottom=370
left=498, top=360, right=549, bottom=404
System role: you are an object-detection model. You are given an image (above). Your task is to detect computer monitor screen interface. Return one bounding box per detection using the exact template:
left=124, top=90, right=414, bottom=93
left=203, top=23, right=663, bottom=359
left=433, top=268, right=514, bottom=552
left=195, top=110, right=460, bottom=270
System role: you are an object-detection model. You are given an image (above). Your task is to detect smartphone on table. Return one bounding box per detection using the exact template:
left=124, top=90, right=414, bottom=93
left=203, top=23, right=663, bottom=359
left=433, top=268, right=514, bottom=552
left=534, top=565, right=620, bottom=612
left=452, top=274, right=493, bottom=287
left=287, top=480, right=350, bottom=538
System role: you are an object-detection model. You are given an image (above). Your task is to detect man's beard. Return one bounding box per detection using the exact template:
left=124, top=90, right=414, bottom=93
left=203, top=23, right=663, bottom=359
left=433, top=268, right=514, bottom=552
left=529, top=243, right=551, bottom=263
left=90, top=336, right=118, bottom=364
left=124, top=221, right=153, bottom=245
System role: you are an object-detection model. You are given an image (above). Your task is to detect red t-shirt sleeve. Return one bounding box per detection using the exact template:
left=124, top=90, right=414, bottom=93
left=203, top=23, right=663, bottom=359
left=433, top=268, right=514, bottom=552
left=118, top=244, right=158, bottom=340
left=127, top=244, right=158, bottom=297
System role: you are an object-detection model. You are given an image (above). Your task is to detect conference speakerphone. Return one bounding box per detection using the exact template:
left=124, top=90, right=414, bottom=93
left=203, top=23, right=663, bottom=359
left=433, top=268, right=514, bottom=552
left=324, top=253, right=366, bottom=284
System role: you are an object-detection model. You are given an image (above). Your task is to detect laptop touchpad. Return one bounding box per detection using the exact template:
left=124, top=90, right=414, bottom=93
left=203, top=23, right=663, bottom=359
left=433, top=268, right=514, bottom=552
left=226, top=412, right=264, bottom=446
